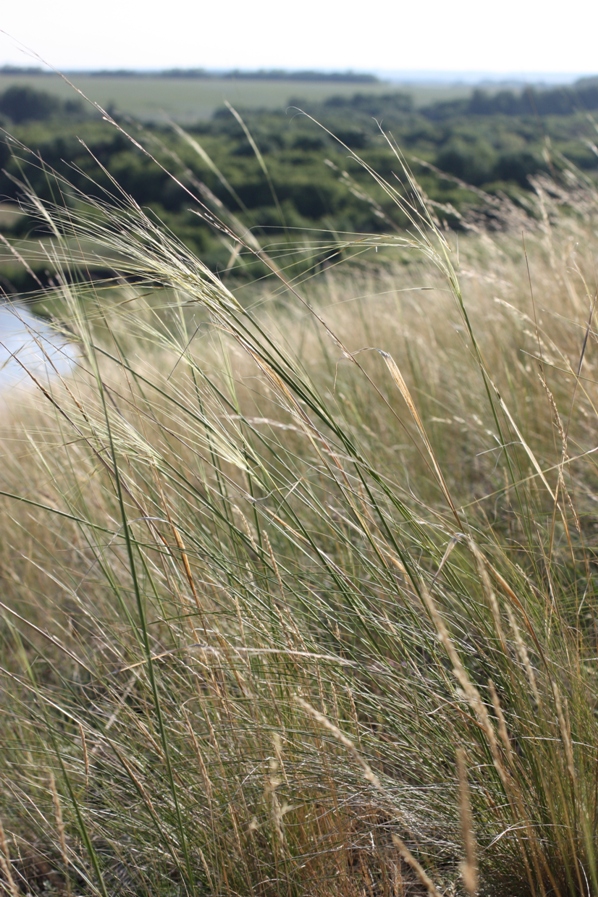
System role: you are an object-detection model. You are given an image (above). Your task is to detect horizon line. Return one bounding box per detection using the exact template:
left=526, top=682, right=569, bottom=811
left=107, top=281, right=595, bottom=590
left=0, top=64, right=596, bottom=84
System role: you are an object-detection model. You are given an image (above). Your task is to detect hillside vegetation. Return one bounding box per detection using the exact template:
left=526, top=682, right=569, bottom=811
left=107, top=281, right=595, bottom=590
left=1, top=77, right=598, bottom=288
left=1, top=110, right=598, bottom=896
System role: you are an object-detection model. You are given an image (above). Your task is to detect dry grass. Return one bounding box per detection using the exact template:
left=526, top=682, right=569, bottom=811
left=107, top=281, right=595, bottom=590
left=0, top=145, right=598, bottom=897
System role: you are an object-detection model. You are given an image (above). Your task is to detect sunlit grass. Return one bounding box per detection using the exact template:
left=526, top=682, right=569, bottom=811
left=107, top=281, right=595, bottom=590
left=1, top=139, right=598, bottom=897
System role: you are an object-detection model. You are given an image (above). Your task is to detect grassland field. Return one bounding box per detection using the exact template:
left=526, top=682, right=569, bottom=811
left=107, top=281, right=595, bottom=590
left=0, top=73, right=480, bottom=122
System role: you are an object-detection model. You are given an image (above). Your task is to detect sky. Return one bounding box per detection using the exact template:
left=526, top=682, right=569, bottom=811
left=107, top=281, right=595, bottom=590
left=1, top=0, right=597, bottom=77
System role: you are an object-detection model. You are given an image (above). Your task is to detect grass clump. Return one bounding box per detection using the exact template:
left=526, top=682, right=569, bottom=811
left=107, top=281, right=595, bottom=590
left=0, top=136, right=598, bottom=897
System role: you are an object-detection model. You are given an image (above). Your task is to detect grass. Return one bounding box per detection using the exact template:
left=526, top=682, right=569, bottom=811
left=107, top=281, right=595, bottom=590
left=1, top=123, right=598, bottom=896
left=0, top=73, right=389, bottom=123
left=0, top=73, right=479, bottom=123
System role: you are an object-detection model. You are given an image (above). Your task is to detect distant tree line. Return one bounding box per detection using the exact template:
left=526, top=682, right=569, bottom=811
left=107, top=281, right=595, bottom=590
left=0, top=65, right=379, bottom=83
left=219, top=70, right=380, bottom=82
left=91, top=68, right=380, bottom=82
left=0, top=65, right=47, bottom=75
left=319, top=79, right=598, bottom=120
left=424, top=79, right=598, bottom=119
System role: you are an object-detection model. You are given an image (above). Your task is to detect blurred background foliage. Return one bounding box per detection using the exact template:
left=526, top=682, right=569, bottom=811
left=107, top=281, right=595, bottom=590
left=1, top=76, right=598, bottom=287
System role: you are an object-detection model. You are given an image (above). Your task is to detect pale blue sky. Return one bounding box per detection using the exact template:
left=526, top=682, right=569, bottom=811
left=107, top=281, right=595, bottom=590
left=1, top=0, right=597, bottom=76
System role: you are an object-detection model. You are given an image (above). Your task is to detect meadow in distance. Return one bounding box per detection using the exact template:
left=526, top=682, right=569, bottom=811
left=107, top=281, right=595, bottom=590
left=0, top=68, right=598, bottom=897
left=0, top=69, right=482, bottom=123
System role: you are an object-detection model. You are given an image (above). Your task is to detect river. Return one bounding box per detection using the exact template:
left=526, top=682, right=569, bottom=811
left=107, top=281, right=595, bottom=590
left=0, top=303, right=76, bottom=394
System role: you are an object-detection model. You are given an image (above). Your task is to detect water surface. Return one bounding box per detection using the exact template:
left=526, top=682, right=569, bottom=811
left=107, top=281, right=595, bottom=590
left=0, top=304, right=76, bottom=394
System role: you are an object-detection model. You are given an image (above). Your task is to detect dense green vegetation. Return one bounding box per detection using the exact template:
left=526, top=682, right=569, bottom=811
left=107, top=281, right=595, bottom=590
left=1, top=75, right=598, bottom=291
